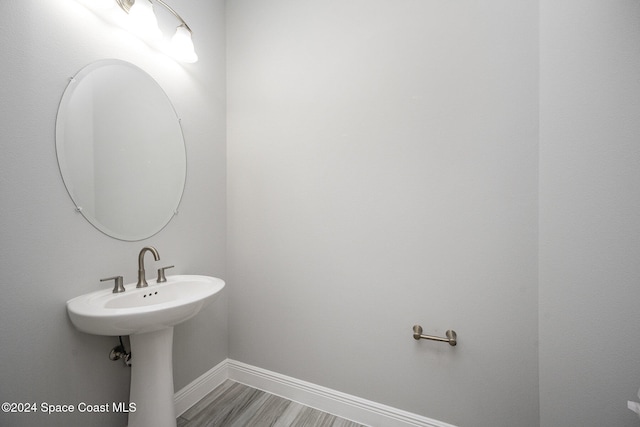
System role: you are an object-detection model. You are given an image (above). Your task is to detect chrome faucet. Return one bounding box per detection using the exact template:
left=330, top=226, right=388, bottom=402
left=136, top=246, right=160, bottom=288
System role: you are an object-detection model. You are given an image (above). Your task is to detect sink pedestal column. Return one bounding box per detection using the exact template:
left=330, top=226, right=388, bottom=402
left=127, top=327, right=176, bottom=427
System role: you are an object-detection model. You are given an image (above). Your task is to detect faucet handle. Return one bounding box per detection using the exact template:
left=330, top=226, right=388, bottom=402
left=101, top=276, right=125, bottom=293
left=156, top=265, right=174, bottom=283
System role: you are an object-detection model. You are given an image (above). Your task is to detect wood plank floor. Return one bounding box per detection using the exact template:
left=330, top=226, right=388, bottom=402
left=177, top=380, right=368, bottom=427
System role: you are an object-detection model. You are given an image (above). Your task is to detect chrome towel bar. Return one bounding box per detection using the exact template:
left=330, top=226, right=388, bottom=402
left=412, top=325, right=457, bottom=346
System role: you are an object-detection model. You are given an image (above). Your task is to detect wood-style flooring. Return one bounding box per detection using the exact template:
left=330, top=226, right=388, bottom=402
left=177, top=380, right=367, bottom=427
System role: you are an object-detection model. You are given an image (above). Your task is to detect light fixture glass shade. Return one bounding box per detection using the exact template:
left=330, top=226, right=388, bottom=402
left=128, top=0, right=161, bottom=40
left=91, top=0, right=115, bottom=10
left=169, top=25, right=198, bottom=63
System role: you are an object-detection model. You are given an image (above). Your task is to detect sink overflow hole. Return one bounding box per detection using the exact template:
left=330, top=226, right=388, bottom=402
left=143, top=292, right=159, bottom=298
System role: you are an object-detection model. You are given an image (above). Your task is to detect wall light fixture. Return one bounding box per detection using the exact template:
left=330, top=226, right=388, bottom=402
left=77, top=0, right=198, bottom=63
left=115, top=0, right=198, bottom=63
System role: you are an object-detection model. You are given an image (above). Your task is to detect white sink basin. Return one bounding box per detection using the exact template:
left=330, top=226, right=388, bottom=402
left=67, top=275, right=225, bottom=336
left=67, top=274, right=225, bottom=427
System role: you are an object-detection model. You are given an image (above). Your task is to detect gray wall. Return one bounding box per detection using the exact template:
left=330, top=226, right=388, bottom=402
left=2, top=1, right=640, bottom=427
left=539, top=0, right=640, bottom=426
left=0, top=1, right=227, bottom=426
left=226, top=1, right=539, bottom=427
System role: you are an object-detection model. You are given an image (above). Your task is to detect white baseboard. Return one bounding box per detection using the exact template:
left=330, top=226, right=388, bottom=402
left=174, top=358, right=229, bottom=417
left=175, top=359, right=457, bottom=427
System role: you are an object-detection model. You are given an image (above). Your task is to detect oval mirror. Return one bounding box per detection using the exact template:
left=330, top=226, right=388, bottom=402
left=56, top=59, right=186, bottom=241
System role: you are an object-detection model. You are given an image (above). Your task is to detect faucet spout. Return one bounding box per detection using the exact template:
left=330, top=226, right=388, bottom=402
left=136, top=246, right=160, bottom=288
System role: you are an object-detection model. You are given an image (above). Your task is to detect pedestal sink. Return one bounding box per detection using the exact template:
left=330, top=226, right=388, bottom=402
left=67, top=275, right=225, bottom=427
